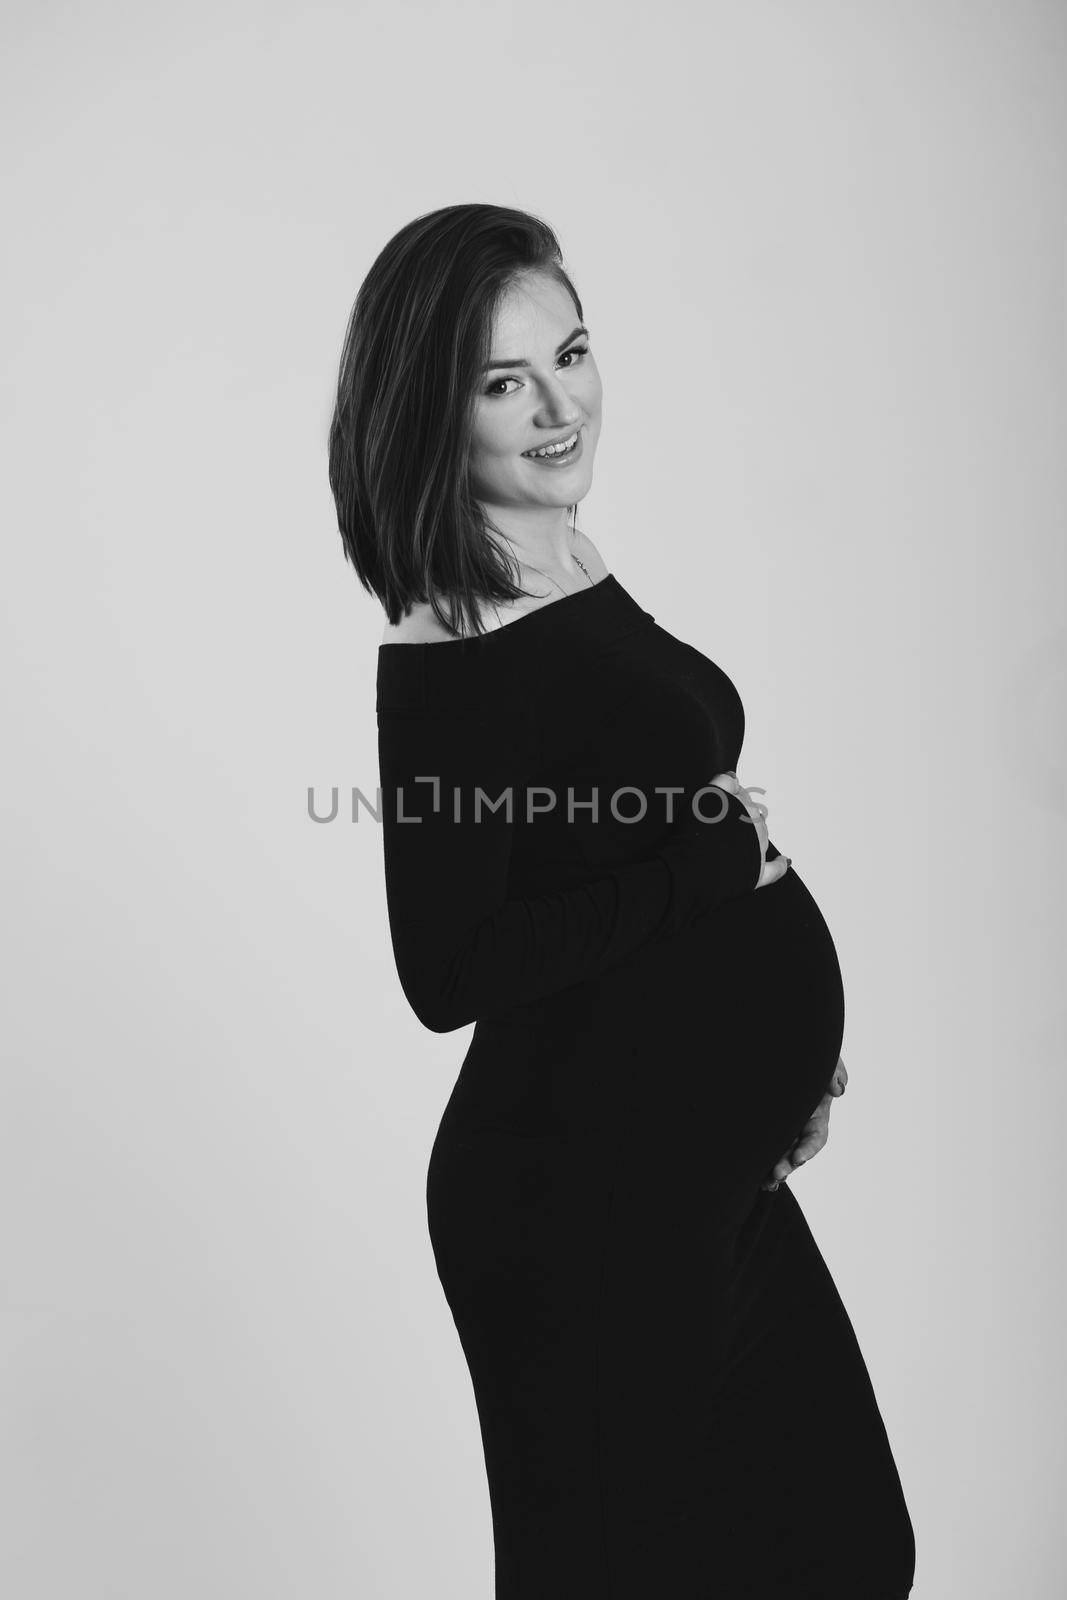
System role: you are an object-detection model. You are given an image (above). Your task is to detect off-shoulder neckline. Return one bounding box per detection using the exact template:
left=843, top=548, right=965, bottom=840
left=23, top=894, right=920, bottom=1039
left=378, top=572, right=618, bottom=651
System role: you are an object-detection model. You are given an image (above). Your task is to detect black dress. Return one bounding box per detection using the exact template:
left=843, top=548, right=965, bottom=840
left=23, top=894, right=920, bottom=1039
left=376, top=573, right=915, bottom=1599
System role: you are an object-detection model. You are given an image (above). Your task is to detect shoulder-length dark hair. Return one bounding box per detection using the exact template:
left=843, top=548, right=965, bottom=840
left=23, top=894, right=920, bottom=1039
left=328, top=203, right=585, bottom=639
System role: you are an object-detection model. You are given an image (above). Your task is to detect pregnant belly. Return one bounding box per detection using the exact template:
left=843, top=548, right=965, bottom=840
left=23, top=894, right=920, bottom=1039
left=448, top=865, right=845, bottom=1194
left=546, top=864, right=845, bottom=1178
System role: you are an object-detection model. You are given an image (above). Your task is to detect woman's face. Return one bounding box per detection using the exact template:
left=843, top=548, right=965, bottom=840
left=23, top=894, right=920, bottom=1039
left=467, top=270, right=602, bottom=518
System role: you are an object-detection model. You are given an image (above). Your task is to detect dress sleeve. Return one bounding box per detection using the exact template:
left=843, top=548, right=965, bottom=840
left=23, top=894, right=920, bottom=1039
left=377, top=695, right=763, bottom=1034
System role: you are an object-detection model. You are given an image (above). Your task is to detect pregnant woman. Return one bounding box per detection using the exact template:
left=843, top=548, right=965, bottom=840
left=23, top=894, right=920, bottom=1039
left=329, top=203, right=916, bottom=1598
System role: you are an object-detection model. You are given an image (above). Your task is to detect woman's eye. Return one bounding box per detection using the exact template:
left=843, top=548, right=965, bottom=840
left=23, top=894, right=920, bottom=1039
left=483, top=344, right=590, bottom=397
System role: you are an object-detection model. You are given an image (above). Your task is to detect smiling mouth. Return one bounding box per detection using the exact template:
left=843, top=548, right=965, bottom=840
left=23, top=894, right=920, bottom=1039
left=522, top=429, right=581, bottom=460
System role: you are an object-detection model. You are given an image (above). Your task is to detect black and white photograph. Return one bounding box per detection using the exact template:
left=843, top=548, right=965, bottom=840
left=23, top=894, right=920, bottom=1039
left=3, top=4, right=1064, bottom=1596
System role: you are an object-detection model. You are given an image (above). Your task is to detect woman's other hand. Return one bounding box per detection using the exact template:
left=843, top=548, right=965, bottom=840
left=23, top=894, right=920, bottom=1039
left=762, top=1055, right=849, bottom=1190
left=708, top=771, right=789, bottom=889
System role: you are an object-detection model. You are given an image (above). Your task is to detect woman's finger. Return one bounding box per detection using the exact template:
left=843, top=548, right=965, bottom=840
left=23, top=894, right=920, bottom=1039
left=762, top=1151, right=792, bottom=1188
left=764, top=1082, right=838, bottom=1185
left=791, top=1126, right=828, bottom=1165
left=790, top=1104, right=833, bottom=1166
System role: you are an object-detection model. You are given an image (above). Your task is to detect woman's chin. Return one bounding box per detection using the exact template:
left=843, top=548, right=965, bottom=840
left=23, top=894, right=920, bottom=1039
left=527, top=462, right=596, bottom=506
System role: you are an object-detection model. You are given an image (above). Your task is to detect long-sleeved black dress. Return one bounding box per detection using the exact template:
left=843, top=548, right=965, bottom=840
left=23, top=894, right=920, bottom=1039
left=376, top=572, right=915, bottom=1599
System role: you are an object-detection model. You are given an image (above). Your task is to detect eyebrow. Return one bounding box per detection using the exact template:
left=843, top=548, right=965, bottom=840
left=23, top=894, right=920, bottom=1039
left=483, top=325, right=589, bottom=371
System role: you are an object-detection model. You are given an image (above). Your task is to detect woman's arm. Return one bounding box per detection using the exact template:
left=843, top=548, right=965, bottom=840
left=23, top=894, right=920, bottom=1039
left=377, top=700, right=763, bottom=1034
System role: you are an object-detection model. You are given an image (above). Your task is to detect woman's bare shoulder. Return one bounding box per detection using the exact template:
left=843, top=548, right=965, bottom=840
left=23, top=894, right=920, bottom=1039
left=380, top=600, right=459, bottom=646
left=378, top=530, right=609, bottom=645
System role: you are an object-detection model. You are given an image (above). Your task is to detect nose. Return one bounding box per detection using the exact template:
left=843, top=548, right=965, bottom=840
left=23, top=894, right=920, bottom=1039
left=536, top=373, right=582, bottom=429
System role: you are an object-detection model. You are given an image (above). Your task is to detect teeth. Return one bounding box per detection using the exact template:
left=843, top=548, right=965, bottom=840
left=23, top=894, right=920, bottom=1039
left=526, top=431, right=579, bottom=458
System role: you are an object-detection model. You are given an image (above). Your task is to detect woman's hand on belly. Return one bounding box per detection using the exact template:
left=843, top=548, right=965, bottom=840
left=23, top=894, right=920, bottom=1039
left=761, top=1054, right=849, bottom=1190
left=709, top=771, right=790, bottom=889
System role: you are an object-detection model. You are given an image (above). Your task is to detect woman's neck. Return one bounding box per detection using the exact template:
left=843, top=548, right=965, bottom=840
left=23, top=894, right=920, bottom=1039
left=490, top=517, right=579, bottom=583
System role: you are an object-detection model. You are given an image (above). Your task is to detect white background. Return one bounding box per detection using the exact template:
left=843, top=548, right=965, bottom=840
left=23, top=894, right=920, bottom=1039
left=2, top=2, right=1064, bottom=1595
